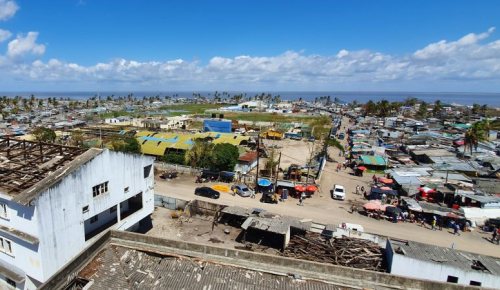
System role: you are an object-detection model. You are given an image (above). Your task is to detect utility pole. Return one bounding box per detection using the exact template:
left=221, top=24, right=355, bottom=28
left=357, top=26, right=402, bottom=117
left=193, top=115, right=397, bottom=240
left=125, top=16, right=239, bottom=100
left=274, top=152, right=281, bottom=189
left=255, top=134, right=260, bottom=192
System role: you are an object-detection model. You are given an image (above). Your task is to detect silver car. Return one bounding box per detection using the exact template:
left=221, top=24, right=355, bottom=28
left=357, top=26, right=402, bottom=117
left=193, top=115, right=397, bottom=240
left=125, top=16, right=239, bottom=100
left=231, top=184, right=254, bottom=197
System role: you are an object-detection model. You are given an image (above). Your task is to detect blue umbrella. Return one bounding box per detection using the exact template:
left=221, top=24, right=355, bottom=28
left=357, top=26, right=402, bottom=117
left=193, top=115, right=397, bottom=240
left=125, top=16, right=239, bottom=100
left=257, top=178, right=272, bottom=187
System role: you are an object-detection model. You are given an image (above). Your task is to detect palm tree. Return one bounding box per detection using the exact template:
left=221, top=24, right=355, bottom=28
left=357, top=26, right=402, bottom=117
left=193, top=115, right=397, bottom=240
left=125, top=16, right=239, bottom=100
left=433, top=100, right=443, bottom=117
left=464, top=120, right=489, bottom=154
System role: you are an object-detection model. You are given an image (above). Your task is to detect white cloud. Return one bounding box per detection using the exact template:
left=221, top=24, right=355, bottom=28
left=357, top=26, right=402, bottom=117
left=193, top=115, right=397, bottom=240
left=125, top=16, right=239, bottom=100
left=0, top=28, right=11, bottom=42
left=0, top=27, right=499, bottom=91
left=7, top=32, right=46, bottom=58
left=0, top=0, right=19, bottom=21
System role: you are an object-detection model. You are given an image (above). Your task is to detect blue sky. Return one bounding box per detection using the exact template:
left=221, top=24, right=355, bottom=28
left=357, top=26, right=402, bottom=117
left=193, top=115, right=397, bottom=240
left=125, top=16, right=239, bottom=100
left=0, top=0, right=499, bottom=91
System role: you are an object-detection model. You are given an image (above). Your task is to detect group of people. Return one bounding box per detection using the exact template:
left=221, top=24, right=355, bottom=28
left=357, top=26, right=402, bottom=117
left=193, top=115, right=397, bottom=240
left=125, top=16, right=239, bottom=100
left=355, top=185, right=366, bottom=195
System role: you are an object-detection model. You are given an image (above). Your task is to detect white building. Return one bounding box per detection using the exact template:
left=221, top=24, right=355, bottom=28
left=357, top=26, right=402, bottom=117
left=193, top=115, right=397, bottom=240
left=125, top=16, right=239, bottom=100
left=386, top=239, right=500, bottom=288
left=0, top=138, right=155, bottom=290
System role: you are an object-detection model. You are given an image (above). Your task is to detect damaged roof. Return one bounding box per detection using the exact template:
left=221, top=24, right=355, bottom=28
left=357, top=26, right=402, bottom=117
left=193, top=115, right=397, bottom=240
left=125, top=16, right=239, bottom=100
left=389, top=239, right=500, bottom=276
left=78, top=245, right=340, bottom=290
left=0, top=137, right=102, bottom=205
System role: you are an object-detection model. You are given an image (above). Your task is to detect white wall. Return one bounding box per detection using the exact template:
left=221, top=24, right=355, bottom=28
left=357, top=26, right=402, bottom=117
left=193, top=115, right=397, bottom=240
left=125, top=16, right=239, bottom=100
left=34, top=150, right=154, bottom=282
left=390, top=254, right=500, bottom=288
left=461, top=207, right=500, bottom=226
left=0, top=197, right=43, bottom=285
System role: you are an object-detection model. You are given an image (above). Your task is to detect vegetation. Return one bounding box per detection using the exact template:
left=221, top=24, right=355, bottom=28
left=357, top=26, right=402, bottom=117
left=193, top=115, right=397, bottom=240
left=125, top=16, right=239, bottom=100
left=184, top=140, right=239, bottom=171
left=464, top=120, right=490, bottom=154
left=161, top=151, right=186, bottom=165
left=109, top=136, right=141, bottom=154
left=222, top=112, right=325, bottom=124
left=159, top=104, right=224, bottom=116
left=32, top=127, right=56, bottom=143
left=264, top=148, right=280, bottom=177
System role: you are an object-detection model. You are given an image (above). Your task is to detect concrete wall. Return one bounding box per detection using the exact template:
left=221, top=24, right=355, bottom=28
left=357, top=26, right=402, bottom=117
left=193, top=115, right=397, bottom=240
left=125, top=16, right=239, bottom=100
left=34, top=150, right=154, bottom=282
left=390, top=254, right=499, bottom=288
left=154, top=195, right=188, bottom=210
left=0, top=196, right=42, bottom=286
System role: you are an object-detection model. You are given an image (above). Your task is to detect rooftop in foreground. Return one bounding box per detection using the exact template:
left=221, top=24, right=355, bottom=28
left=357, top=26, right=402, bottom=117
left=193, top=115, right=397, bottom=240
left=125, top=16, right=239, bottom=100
left=41, top=230, right=475, bottom=290
left=0, top=137, right=101, bottom=204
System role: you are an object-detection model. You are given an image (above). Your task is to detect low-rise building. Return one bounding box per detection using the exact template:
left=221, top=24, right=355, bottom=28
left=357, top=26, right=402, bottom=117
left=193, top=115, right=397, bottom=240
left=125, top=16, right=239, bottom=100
left=386, top=239, right=500, bottom=288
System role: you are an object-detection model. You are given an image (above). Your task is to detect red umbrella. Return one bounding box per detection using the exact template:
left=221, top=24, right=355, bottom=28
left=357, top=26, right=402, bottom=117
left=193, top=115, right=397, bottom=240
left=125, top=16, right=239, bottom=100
left=363, top=202, right=381, bottom=211
left=378, top=177, right=394, bottom=184
left=294, top=185, right=306, bottom=192
left=306, top=185, right=318, bottom=192
left=357, top=166, right=367, bottom=171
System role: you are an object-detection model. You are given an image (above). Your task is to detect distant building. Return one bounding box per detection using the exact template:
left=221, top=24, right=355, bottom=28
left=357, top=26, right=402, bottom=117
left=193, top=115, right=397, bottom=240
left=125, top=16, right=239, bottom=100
left=386, top=239, right=500, bottom=288
left=0, top=138, right=154, bottom=290
left=203, top=119, right=232, bottom=133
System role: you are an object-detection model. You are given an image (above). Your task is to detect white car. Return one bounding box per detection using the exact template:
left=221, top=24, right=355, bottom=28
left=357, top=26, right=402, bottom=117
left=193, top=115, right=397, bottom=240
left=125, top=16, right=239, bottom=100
left=332, top=185, right=346, bottom=200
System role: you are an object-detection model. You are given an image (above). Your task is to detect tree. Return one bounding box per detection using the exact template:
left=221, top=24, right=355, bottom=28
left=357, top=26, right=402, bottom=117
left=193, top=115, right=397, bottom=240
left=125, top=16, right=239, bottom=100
left=364, top=100, right=376, bottom=116
left=416, top=102, right=428, bottom=119
left=110, top=136, right=141, bottom=154
left=185, top=139, right=215, bottom=169
left=471, top=103, right=481, bottom=115
left=464, top=120, right=489, bottom=154
left=376, top=99, right=390, bottom=117
left=433, top=100, right=443, bottom=117
left=211, top=143, right=239, bottom=171
left=161, top=151, right=186, bottom=165
left=264, top=148, right=279, bottom=177
left=33, top=127, right=57, bottom=143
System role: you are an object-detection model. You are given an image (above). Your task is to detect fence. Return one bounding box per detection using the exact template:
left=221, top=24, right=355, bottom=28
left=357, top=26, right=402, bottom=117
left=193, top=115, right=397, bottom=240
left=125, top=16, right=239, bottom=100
left=154, top=195, right=189, bottom=210
left=154, top=161, right=199, bottom=175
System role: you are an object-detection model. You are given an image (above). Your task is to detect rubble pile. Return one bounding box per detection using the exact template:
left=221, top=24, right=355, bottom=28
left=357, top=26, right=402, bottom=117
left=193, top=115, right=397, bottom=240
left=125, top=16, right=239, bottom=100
left=283, top=233, right=385, bottom=272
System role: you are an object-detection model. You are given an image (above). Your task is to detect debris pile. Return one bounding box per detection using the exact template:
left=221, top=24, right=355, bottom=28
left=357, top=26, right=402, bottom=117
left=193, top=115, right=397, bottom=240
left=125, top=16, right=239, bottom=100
left=282, top=233, right=385, bottom=272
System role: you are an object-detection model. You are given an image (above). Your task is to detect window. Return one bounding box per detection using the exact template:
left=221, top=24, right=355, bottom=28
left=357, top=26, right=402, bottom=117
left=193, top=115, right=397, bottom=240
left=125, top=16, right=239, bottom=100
left=110, top=205, right=117, bottom=213
left=0, top=202, right=7, bottom=219
left=82, top=206, right=89, bottom=213
left=470, top=281, right=481, bottom=286
left=447, top=276, right=458, bottom=283
left=144, top=164, right=152, bottom=178
left=124, top=187, right=129, bottom=193
left=92, top=182, right=109, bottom=197
left=90, top=215, right=98, bottom=224
left=6, top=278, right=16, bottom=288
left=0, top=238, right=13, bottom=255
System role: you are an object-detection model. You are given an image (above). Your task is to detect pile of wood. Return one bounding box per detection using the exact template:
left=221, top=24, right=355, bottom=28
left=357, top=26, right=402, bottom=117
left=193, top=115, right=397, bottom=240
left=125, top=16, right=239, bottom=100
left=282, top=233, right=385, bottom=272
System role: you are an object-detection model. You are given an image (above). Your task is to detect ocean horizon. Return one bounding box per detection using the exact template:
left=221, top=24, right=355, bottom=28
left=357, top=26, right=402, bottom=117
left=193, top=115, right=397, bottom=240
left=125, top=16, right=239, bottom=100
left=0, top=91, right=499, bottom=107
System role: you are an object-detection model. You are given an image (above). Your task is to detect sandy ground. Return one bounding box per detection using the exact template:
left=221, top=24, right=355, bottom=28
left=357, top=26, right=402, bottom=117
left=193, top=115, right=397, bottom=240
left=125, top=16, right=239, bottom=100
left=153, top=117, right=500, bottom=258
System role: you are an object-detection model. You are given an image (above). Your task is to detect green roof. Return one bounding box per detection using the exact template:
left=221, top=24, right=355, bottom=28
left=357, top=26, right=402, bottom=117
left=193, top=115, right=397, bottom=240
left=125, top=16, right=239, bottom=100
left=359, top=155, right=388, bottom=166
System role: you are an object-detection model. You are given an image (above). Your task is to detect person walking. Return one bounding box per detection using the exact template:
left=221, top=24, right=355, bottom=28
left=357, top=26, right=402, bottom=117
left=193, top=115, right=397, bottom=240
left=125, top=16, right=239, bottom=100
left=298, top=192, right=305, bottom=206
left=355, top=185, right=360, bottom=195
left=431, top=216, right=437, bottom=231
left=454, top=223, right=461, bottom=236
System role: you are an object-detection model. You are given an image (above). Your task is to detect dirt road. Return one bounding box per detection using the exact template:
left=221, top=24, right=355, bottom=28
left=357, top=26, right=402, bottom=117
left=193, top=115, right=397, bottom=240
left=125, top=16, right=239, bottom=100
left=153, top=116, right=500, bottom=257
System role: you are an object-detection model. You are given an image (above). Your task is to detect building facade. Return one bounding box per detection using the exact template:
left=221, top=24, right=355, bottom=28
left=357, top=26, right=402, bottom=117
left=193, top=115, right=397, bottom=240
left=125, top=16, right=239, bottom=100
left=0, top=139, right=154, bottom=290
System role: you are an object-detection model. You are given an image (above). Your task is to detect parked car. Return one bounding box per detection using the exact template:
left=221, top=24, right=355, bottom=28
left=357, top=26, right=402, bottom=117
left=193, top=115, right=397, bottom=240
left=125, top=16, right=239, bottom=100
left=290, top=135, right=302, bottom=141
left=230, top=184, right=254, bottom=197
left=331, top=184, right=346, bottom=200
left=194, top=187, right=220, bottom=199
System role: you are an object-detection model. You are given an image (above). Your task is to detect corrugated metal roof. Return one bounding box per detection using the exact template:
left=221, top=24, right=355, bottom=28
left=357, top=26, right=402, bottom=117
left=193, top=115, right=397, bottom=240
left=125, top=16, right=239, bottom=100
left=359, top=155, right=387, bottom=166
left=389, top=239, right=500, bottom=276
left=136, top=131, right=251, bottom=156
left=81, top=246, right=339, bottom=289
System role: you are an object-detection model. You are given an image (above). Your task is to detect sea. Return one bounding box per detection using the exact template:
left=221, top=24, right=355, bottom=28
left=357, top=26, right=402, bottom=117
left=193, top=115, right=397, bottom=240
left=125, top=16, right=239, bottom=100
left=1, top=91, right=499, bottom=107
